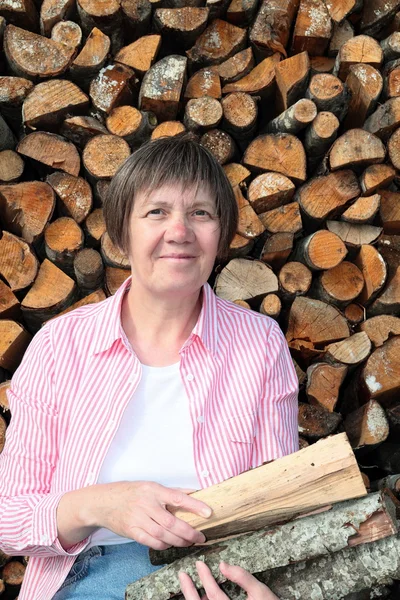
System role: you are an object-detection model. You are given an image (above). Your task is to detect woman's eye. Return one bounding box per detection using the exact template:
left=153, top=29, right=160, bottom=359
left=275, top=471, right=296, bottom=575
left=147, top=209, right=164, bottom=216
left=193, top=210, right=210, bottom=216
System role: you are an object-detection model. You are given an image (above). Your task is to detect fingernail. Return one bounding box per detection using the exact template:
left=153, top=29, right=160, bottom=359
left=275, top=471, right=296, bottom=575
left=202, top=507, right=212, bottom=518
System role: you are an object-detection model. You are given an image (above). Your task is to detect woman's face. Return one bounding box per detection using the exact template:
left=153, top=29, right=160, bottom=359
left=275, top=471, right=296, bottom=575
left=126, top=182, right=221, bottom=300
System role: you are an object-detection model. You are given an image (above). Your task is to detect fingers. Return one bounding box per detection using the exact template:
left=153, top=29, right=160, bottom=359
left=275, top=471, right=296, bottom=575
left=128, top=527, right=170, bottom=551
left=165, top=488, right=212, bottom=519
left=178, top=571, right=201, bottom=600
left=194, top=561, right=227, bottom=600
left=219, top=562, right=279, bottom=599
left=152, top=506, right=206, bottom=545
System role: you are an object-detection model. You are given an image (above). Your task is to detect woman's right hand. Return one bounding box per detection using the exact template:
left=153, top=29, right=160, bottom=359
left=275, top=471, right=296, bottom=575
left=80, top=480, right=211, bottom=550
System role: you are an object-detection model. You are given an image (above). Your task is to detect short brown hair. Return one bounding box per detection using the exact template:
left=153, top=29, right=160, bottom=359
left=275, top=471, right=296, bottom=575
left=103, top=134, right=238, bottom=260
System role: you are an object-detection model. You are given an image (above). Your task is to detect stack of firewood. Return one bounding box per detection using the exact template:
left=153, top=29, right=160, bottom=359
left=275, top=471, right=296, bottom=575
left=0, top=0, right=400, bottom=597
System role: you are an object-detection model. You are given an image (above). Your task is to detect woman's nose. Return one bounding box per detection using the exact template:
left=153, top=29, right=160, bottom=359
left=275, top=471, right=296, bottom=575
left=164, top=215, right=195, bottom=242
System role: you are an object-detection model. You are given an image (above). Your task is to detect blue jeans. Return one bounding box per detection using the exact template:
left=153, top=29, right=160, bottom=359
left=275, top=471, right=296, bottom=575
left=52, top=542, right=165, bottom=599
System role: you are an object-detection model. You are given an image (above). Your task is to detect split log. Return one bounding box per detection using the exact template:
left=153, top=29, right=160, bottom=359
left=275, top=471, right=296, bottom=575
left=360, top=165, right=395, bottom=196
left=258, top=202, right=302, bottom=235
left=151, top=121, right=186, bottom=139
left=84, top=208, right=106, bottom=247
left=333, top=35, right=383, bottom=81
left=275, top=50, right=310, bottom=112
left=154, top=8, right=209, bottom=49
left=44, top=216, right=84, bottom=274
left=60, top=115, right=108, bottom=148
left=249, top=0, right=299, bottom=60
left=2, top=561, right=25, bottom=587
left=388, top=128, right=400, bottom=173
left=73, top=248, right=104, bottom=295
left=186, top=19, right=246, bottom=68
left=184, top=96, right=222, bottom=132
left=309, top=55, right=335, bottom=75
left=329, top=129, right=386, bottom=171
left=292, top=230, right=347, bottom=270
left=380, top=31, right=400, bottom=62
left=354, top=244, right=387, bottom=305
left=106, top=106, right=157, bottom=146
left=226, top=0, right=259, bottom=27
left=69, top=27, right=110, bottom=82
left=327, top=221, right=382, bottom=248
left=0, top=280, right=20, bottom=320
left=120, top=0, right=152, bottom=42
left=200, top=129, right=236, bottom=164
left=222, top=163, right=251, bottom=188
left=0, top=381, right=10, bottom=415
left=292, top=0, right=332, bottom=57
left=220, top=92, right=257, bottom=149
left=214, top=258, right=278, bottom=304
left=358, top=337, right=400, bottom=407
left=278, top=261, right=312, bottom=301
left=0, top=150, right=24, bottom=183
left=243, top=133, right=307, bottom=184
left=324, top=332, right=371, bottom=368
left=384, top=59, right=400, bottom=100
left=260, top=232, right=294, bottom=270
left=233, top=186, right=265, bottom=239
left=4, top=24, right=73, bottom=79
left=51, top=20, right=82, bottom=57
left=55, top=288, right=106, bottom=318
left=0, top=320, right=31, bottom=372
left=343, top=65, right=383, bottom=130
left=0, top=181, right=55, bottom=244
left=306, top=362, right=347, bottom=412
left=344, top=303, right=365, bottom=325
left=100, top=231, right=130, bottom=268
left=22, top=79, right=88, bottom=131
left=358, top=315, right=400, bottom=347
left=0, top=0, right=39, bottom=32
left=40, top=0, right=75, bottom=36
left=76, top=0, right=122, bottom=52
left=266, top=98, right=316, bottom=135
left=139, top=54, right=187, bottom=121
left=304, top=111, right=340, bottom=172
left=341, top=193, right=380, bottom=224
left=83, top=134, right=130, bottom=181
left=298, top=402, right=342, bottom=439
left=329, top=19, right=354, bottom=57
left=248, top=172, right=295, bottom=214
left=222, top=53, right=280, bottom=99
left=47, top=172, right=92, bottom=224
left=89, top=63, right=137, bottom=115
left=21, top=258, right=77, bottom=332
left=360, top=0, right=400, bottom=37
left=368, top=244, right=400, bottom=316
left=184, top=67, right=221, bottom=100
left=17, top=131, right=81, bottom=176
left=0, top=231, right=38, bottom=292
left=378, top=190, right=400, bottom=234
left=363, top=97, right=400, bottom=140
left=0, top=114, right=16, bottom=151
left=313, top=260, right=364, bottom=307
left=344, top=400, right=389, bottom=450
left=0, top=75, right=34, bottom=125
left=105, top=266, right=131, bottom=295
left=259, top=294, right=281, bottom=319
left=115, top=35, right=161, bottom=78
left=217, top=47, right=254, bottom=85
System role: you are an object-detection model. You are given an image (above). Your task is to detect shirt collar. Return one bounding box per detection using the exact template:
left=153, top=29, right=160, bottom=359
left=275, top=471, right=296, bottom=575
left=92, top=276, right=218, bottom=357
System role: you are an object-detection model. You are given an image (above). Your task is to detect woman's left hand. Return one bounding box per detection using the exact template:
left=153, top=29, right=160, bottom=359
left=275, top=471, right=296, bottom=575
left=178, top=560, right=279, bottom=599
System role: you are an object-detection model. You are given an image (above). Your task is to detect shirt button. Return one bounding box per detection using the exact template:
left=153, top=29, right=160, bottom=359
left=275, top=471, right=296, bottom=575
left=197, top=415, right=204, bottom=423
left=186, top=374, right=194, bottom=382
left=201, top=469, right=209, bottom=478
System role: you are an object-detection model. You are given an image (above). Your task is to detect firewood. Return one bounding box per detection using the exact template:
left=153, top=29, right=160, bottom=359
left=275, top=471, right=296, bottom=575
left=249, top=0, right=299, bottom=60
left=233, top=299, right=250, bottom=309
left=292, top=230, right=347, bottom=270
left=184, top=67, right=221, bottom=100
left=363, top=97, right=400, bottom=139
left=226, top=0, right=258, bottom=26
left=359, top=315, right=400, bottom=347
left=60, top=115, right=108, bottom=148
left=358, top=337, right=400, bottom=407
left=309, top=55, right=335, bottom=75
left=360, top=0, right=400, bottom=37
left=377, top=190, right=400, bottom=234
left=205, top=0, right=230, bottom=21
left=44, top=216, right=84, bottom=274
left=120, top=0, right=152, bottom=41
left=327, top=221, right=382, bottom=248
left=259, top=293, right=281, bottom=319
left=0, top=231, right=38, bottom=292
left=2, top=561, right=25, bottom=587
left=0, top=114, right=16, bottom=151
left=84, top=208, right=106, bottom=247
left=373, top=443, right=400, bottom=473
left=228, top=233, right=254, bottom=258
left=297, top=170, right=359, bottom=224
left=139, top=54, right=187, bottom=121
left=151, top=120, right=186, bottom=139
left=0, top=381, right=10, bottom=415
left=278, top=261, right=312, bottom=301
left=40, top=0, right=75, bottom=36
left=0, top=0, right=38, bottom=32
left=83, top=134, right=130, bottom=181
left=214, top=258, right=278, bottom=303
left=344, top=302, right=365, bottom=325
left=324, top=331, right=371, bottom=367
left=298, top=402, right=342, bottom=440
left=368, top=245, right=400, bottom=316
left=244, top=133, right=306, bottom=184
left=329, top=129, right=386, bottom=171
left=51, top=20, right=82, bottom=57
left=341, top=193, right=380, bottom=224
left=248, top=172, right=295, bottom=214
left=69, top=27, right=110, bottom=81
left=219, top=92, right=257, bottom=151
left=217, top=47, right=254, bottom=85
left=22, top=79, right=88, bottom=130
left=304, top=111, right=340, bottom=171
left=21, top=258, right=77, bottom=332
left=329, top=19, right=354, bottom=57
left=186, top=19, right=246, bottom=68
left=4, top=24, right=73, bottom=79
left=259, top=202, right=302, bottom=235
left=388, top=128, right=400, bottom=174
left=222, top=163, right=251, bottom=187
left=0, top=320, right=31, bottom=372
left=76, top=0, right=122, bottom=52
left=0, top=280, right=20, bottom=320
left=55, top=289, right=107, bottom=318
left=381, top=31, right=400, bottom=61
left=0, top=149, right=24, bottom=183
left=360, top=165, right=395, bottom=196
left=183, top=96, right=222, bottom=132
left=199, top=128, right=236, bottom=164
left=323, top=0, right=360, bottom=23
left=17, top=131, right=80, bottom=176
left=343, top=65, right=383, bottom=130
left=0, top=75, right=34, bottom=126
left=292, top=0, right=332, bottom=57
left=46, top=172, right=92, bottom=224
left=115, top=35, right=161, bottom=78
left=221, top=53, right=280, bottom=98
left=344, top=400, right=389, bottom=450
left=73, top=248, right=104, bottom=295
left=105, top=266, right=131, bottom=295
left=306, top=362, right=347, bottom=412
left=266, top=98, right=317, bottom=135
left=154, top=8, right=209, bottom=49
left=233, top=185, right=265, bottom=239
left=383, top=59, right=400, bottom=100
left=100, top=231, right=130, bottom=268
left=333, top=35, right=383, bottom=81
left=313, top=261, right=364, bottom=308
left=354, top=244, right=387, bottom=305
left=260, top=232, right=294, bottom=270
left=275, top=50, right=310, bottom=112
left=106, top=105, right=157, bottom=146
left=90, top=63, right=137, bottom=115
left=0, top=181, right=55, bottom=244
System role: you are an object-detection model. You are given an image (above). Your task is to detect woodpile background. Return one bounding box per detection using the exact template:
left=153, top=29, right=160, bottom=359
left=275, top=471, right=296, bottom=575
left=0, top=0, right=400, bottom=597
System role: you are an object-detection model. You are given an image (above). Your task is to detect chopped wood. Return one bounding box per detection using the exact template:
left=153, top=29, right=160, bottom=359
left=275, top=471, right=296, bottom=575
left=40, top=0, right=75, bottom=36
left=186, top=19, right=246, bottom=68
left=226, top=0, right=258, bottom=27
left=184, top=67, right=221, bottom=100
left=76, top=0, right=122, bottom=52
left=266, top=98, right=317, bottom=135
left=222, top=163, right=251, bottom=188
left=243, top=133, right=306, bottom=184
left=258, top=201, right=302, bottom=235
left=259, top=293, right=281, bottom=319
left=360, top=164, right=395, bottom=196
left=115, top=35, right=161, bottom=77
left=278, top=261, right=312, bottom=301
left=329, top=129, right=386, bottom=171
left=329, top=19, right=354, bottom=57
left=17, top=131, right=81, bottom=176
left=327, top=220, right=382, bottom=247
left=73, top=248, right=104, bottom=295
left=344, top=400, right=389, bottom=450
left=139, top=54, right=187, bottom=121
left=313, top=260, right=365, bottom=307
left=21, top=258, right=76, bottom=332
left=51, top=20, right=82, bottom=57
left=334, top=35, right=383, bottom=81
left=306, top=70, right=350, bottom=120
left=233, top=299, right=250, bottom=309
left=358, top=337, right=400, bottom=407
left=100, top=231, right=130, bottom=268
left=221, top=53, right=280, bottom=98
left=0, top=381, right=8, bottom=412
left=358, top=315, right=400, bottom=347
left=106, top=105, right=157, bottom=146
left=275, top=50, right=310, bottom=112
left=298, top=402, right=341, bottom=440
left=292, top=229, right=347, bottom=270
left=292, top=0, right=332, bottom=57
left=344, top=302, right=365, bottom=325
left=0, top=0, right=39, bottom=32
left=200, top=128, right=236, bottom=164
left=304, top=111, right=340, bottom=171
left=83, top=134, right=130, bottom=181
left=2, top=560, right=25, bottom=586
left=104, top=266, right=131, bottom=295
left=120, top=0, right=152, bottom=41
left=306, top=362, right=347, bottom=412
left=69, top=27, right=110, bottom=81
left=360, top=0, right=400, bottom=37
left=378, top=189, right=400, bottom=234
left=214, top=258, right=278, bottom=303
left=363, top=97, right=400, bottom=140
left=0, top=149, right=24, bottom=182
left=0, top=320, right=31, bottom=372
left=84, top=208, right=106, bottom=247
left=0, top=113, right=16, bottom=150
left=324, top=0, right=359, bottom=23
left=0, top=280, right=20, bottom=320
left=381, top=31, right=400, bottom=62
left=324, top=331, right=371, bottom=367
left=55, top=289, right=107, bottom=318
left=233, top=185, right=265, bottom=239
left=249, top=0, right=299, bottom=60
left=0, top=75, right=34, bottom=117
left=354, top=244, right=387, bottom=304
left=46, top=172, right=92, bottom=224
left=0, top=231, right=38, bottom=292
left=60, top=115, right=108, bottom=148
left=248, top=172, right=295, bottom=214
left=184, top=96, right=222, bottom=132
left=388, top=128, right=400, bottom=174
left=44, top=216, right=84, bottom=274
left=384, top=59, right=400, bottom=100
left=368, top=244, right=400, bottom=316
left=90, top=63, right=137, bottom=115
left=310, top=55, right=335, bottom=75
left=343, top=65, right=383, bottom=130
left=341, top=193, right=380, bottom=224
left=260, top=232, right=294, bottom=270
left=217, top=47, right=254, bottom=85
left=154, top=7, right=209, bottom=49
left=220, top=92, right=257, bottom=149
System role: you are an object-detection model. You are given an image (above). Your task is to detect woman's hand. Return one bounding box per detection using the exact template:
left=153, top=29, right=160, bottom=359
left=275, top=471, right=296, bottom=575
left=179, top=560, right=279, bottom=600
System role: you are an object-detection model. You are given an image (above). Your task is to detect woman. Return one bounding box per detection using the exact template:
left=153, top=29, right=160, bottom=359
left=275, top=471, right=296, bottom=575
left=0, top=135, right=299, bottom=599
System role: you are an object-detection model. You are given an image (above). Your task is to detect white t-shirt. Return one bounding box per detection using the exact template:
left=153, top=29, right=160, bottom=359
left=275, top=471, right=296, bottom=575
left=88, top=361, right=200, bottom=548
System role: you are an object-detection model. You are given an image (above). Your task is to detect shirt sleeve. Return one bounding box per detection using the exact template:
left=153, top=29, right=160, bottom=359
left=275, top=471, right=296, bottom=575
left=251, top=320, right=299, bottom=468
left=0, top=325, right=89, bottom=558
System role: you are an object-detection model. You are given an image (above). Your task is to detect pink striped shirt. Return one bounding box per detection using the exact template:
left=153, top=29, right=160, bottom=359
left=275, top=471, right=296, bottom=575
left=0, top=277, right=298, bottom=600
